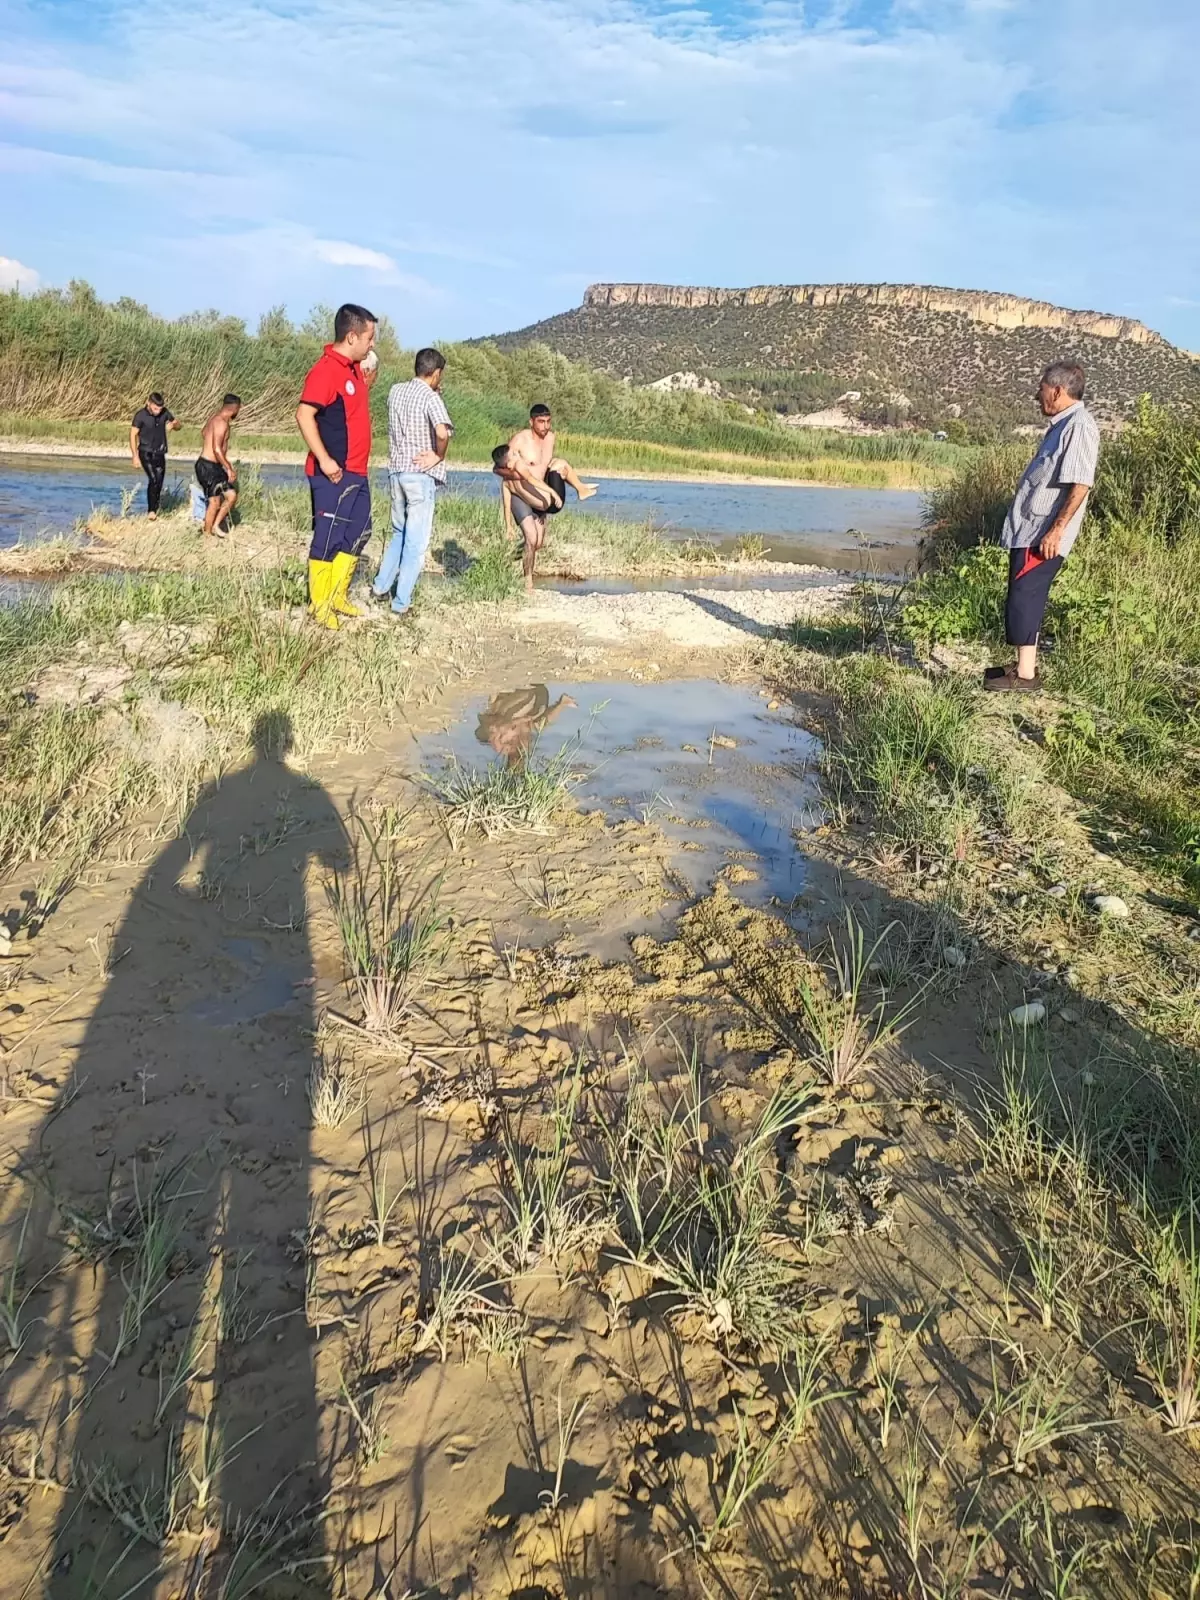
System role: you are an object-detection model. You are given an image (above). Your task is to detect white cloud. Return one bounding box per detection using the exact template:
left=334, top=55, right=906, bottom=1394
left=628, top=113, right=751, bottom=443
left=1, top=0, right=1198, bottom=345
left=0, top=253, right=39, bottom=291
left=310, top=239, right=398, bottom=275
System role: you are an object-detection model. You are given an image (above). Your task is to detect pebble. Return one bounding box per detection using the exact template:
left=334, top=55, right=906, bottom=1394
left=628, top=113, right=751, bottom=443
left=1045, top=883, right=1068, bottom=898
left=1092, top=894, right=1130, bottom=919
left=941, top=945, right=966, bottom=968
left=1188, top=926, right=1200, bottom=942
left=0, top=927, right=12, bottom=957
left=1008, top=1001, right=1046, bottom=1027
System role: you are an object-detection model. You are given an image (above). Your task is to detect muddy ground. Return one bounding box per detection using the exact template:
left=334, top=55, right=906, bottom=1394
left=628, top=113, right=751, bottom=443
left=1, top=588, right=1199, bottom=1599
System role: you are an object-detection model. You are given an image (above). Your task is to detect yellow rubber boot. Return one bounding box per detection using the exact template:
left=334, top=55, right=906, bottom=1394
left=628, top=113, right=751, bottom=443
left=330, top=552, right=361, bottom=617
left=308, top=559, right=339, bottom=630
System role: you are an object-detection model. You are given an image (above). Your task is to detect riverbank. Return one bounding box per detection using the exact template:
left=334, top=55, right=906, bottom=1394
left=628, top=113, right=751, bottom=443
left=1, top=485, right=1198, bottom=1599
left=0, top=425, right=946, bottom=490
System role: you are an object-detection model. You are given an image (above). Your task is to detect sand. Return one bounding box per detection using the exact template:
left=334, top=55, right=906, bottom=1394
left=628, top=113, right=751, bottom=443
left=0, top=536, right=1196, bottom=1600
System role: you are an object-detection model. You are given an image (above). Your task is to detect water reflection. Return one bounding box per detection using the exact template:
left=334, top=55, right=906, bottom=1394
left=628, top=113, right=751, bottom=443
left=475, top=684, right=577, bottom=767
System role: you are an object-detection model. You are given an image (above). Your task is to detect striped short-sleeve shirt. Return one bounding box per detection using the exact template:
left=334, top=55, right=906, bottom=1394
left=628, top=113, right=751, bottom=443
left=387, top=378, right=454, bottom=483
left=1002, top=401, right=1100, bottom=558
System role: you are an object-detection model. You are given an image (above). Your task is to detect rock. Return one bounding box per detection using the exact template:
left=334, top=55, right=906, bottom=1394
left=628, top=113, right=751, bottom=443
left=1046, top=884, right=1068, bottom=898
left=941, top=945, right=966, bottom=968
left=849, top=1081, right=877, bottom=1101
left=1188, top=925, right=1200, bottom=942
left=1058, top=1006, right=1081, bottom=1024
left=1092, top=894, right=1130, bottom=919
left=0, top=927, right=12, bottom=958
left=1008, top=1001, right=1046, bottom=1027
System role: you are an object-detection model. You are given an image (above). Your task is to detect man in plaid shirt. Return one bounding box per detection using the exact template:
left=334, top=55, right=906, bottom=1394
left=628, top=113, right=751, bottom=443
left=372, top=347, right=454, bottom=615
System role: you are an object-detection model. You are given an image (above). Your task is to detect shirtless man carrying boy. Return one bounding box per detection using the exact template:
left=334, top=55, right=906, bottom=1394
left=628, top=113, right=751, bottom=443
left=507, top=404, right=597, bottom=511
left=195, top=394, right=241, bottom=538
left=492, top=443, right=555, bottom=589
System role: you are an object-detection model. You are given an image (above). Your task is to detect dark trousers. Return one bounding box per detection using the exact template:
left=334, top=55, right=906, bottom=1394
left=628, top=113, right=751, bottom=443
left=1005, top=546, right=1064, bottom=647
left=308, top=470, right=372, bottom=561
left=139, top=448, right=166, bottom=513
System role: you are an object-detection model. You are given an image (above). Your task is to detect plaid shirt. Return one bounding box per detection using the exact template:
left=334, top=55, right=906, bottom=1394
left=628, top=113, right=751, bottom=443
left=387, top=378, right=454, bottom=483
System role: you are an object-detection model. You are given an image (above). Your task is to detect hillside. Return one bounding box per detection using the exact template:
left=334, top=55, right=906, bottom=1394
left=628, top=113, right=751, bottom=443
left=0, top=282, right=963, bottom=486
left=489, top=281, right=1200, bottom=433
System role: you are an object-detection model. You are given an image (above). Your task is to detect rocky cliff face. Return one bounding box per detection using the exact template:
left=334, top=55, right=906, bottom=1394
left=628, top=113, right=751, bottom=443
left=583, top=283, right=1164, bottom=346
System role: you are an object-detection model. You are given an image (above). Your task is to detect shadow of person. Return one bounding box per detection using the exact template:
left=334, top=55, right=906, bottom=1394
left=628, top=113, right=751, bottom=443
left=9, top=709, right=341, bottom=1596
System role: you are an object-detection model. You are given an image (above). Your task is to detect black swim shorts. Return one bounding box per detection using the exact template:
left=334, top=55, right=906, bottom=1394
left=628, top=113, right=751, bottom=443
left=542, top=468, right=566, bottom=515
left=195, top=457, right=231, bottom=500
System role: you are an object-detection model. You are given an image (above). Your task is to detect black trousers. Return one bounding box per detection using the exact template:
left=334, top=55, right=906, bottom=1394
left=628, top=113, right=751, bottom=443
left=1005, top=546, right=1064, bottom=647
left=139, top=448, right=166, bottom=513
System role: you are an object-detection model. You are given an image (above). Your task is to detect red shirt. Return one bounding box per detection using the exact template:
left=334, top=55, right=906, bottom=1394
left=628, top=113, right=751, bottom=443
left=299, top=345, right=371, bottom=476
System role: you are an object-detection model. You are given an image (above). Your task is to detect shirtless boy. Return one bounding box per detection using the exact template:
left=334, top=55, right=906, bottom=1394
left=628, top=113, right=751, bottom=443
left=195, top=394, right=241, bottom=538
left=507, top=404, right=597, bottom=512
left=492, top=443, right=555, bottom=589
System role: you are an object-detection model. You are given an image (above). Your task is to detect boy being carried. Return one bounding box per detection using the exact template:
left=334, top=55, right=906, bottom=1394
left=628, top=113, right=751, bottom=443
left=493, top=443, right=556, bottom=590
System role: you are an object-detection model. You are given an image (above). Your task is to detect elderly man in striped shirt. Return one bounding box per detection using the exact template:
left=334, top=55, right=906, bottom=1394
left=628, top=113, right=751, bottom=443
left=986, top=361, right=1101, bottom=693
left=372, top=347, right=454, bottom=616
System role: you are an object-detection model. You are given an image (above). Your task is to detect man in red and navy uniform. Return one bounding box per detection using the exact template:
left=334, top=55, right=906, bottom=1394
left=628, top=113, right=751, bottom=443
left=295, top=303, right=377, bottom=629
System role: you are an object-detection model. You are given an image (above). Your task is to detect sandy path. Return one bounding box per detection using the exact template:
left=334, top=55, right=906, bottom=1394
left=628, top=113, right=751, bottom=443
left=518, top=578, right=854, bottom=645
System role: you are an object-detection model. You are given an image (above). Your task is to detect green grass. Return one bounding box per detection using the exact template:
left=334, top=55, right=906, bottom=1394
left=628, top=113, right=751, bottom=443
left=906, top=400, right=1200, bottom=889
left=429, top=736, right=582, bottom=844
left=824, top=655, right=1036, bottom=854
left=0, top=283, right=968, bottom=487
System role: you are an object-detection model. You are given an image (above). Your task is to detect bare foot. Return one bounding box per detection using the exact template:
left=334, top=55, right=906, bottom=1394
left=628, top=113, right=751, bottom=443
left=578, top=484, right=599, bottom=501
left=147, top=511, right=157, bottom=522
left=524, top=574, right=535, bottom=592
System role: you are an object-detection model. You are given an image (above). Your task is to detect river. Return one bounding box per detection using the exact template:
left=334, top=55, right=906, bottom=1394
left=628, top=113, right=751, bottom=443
left=0, top=452, right=924, bottom=572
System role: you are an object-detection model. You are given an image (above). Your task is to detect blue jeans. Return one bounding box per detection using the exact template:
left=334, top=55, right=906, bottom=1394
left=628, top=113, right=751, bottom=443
left=373, top=471, right=438, bottom=612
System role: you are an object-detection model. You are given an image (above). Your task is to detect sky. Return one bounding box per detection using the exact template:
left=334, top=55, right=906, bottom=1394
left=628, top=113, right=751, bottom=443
left=2, top=0, right=1198, bottom=349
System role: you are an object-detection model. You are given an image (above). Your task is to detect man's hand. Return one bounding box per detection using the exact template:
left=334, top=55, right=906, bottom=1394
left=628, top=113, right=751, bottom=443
left=320, top=457, right=344, bottom=483
left=1040, top=525, right=1065, bottom=560
left=131, top=455, right=140, bottom=469
left=413, top=449, right=440, bottom=471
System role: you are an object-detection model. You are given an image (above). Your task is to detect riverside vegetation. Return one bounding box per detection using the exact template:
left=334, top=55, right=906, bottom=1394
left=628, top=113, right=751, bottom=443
left=0, top=281, right=962, bottom=487
left=0, top=426, right=1199, bottom=1598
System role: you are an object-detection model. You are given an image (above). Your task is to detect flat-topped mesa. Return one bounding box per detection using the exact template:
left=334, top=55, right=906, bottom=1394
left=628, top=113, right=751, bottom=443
left=583, top=283, right=1165, bottom=346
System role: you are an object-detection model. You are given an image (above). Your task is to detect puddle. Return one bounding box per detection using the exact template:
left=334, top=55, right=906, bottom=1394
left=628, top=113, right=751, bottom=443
left=188, top=937, right=298, bottom=1026
left=417, top=679, right=823, bottom=926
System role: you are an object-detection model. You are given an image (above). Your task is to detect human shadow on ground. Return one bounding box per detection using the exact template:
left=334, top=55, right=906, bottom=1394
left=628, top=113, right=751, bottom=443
left=3, top=710, right=341, bottom=1597
left=681, top=592, right=777, bottom=639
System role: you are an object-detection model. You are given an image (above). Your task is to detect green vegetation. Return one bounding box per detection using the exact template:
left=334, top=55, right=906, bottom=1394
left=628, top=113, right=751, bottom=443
left=504, top=291, right=1200, bottom=432
left=906, top=398, right=1200, bottom=889
left=0, top=282, right=961, bottom=486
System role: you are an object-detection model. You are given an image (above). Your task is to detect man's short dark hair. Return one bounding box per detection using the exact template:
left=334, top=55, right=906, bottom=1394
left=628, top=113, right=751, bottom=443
left=1042, top=362, right=1086, bottom=400
left=414, top=347, right=446, bottom=378
left=491, top=444, right=510, bottom=467
left=148, top=391, right=165, bottom=406
left=223, top=392, right=241, bottom=407
left=529, top=403, right=552, bottom=420
left=334, top=303, right=377, bottom=342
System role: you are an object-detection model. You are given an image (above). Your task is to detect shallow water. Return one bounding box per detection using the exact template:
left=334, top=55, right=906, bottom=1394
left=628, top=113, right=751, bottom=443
left=187, top=936, right=298, bottom=1026
left=417, top=678, right=822, bottom=919
left=1, top=452, right=922, bottom=569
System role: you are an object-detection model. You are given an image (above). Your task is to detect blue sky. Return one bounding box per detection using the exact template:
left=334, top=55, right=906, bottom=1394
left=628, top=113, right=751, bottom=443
left=2, top=0, right=1198, bottom=349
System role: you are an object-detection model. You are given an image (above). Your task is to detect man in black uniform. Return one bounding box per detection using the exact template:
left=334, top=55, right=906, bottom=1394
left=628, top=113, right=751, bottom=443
left=129, top=392, right=182, bottom=519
